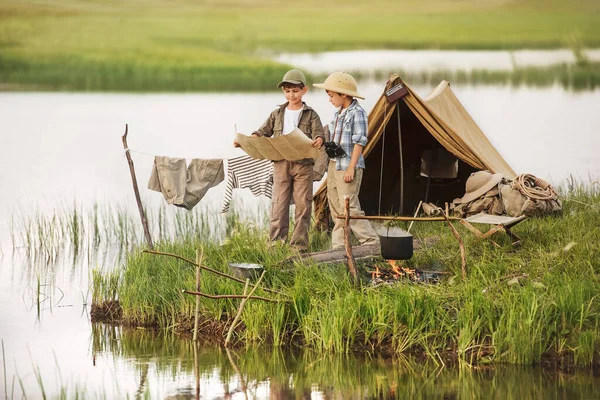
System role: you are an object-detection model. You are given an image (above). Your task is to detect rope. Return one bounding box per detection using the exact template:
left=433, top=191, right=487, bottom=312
left=127, top=149, right=232, bottom=161
left=513, top=173, right=558, bottom=201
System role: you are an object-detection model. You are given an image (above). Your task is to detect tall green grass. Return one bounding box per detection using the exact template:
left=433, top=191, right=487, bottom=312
left=92, top=182, right=600, bottom=367
left=1, top=0, right=600, bottom=91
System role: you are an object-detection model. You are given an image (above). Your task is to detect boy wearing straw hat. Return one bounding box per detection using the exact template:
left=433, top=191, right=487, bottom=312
left=313, top=72, right=379, bottom=250
left=234, top=69, right=325, bottom=253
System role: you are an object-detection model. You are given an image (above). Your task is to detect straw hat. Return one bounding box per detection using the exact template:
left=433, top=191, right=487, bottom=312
left=457, top=171, right=503, bottom=204
left=313, top=72, right=365, bottom=100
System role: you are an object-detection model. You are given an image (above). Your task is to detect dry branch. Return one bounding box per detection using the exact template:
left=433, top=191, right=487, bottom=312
left=336, top=215, right=460, bottom=222
left=442, top=212, right=467, bottom=279
left=193, top=248, right=204, bottom=341
left=225, top=272, right=266, bottom=346
left=122, top=124, right=153, bottom=249
left=143, top=249, right=282, bottom=295
left=182, top=290, right=280, bottom=303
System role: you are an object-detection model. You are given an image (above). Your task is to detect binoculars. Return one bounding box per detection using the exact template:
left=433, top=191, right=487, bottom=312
left=324, top=141, right=346, bottom=158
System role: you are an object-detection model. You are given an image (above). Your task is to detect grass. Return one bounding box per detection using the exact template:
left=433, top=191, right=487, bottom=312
left=87, top=181, right=600, bottom=368
left=1, top=0, right=600, bottom=91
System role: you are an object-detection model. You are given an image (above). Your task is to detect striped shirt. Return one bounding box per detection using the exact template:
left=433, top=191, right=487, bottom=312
left=328, top=99, right=368, bottom=171
left=221, top=155, right=273, bottom=213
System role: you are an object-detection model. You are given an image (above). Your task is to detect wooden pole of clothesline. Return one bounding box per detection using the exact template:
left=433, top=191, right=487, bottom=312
left=121, top=124, right=154, bottom=249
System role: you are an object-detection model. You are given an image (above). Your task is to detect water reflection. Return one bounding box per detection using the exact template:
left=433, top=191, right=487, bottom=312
left=91, top=325, right=600, bottom=399
left=1, top=88, right=599, bottom=398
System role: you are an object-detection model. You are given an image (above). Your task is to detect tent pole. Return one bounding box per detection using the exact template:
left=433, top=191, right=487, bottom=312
left=397, top=103, right=404, bottom=215
left=378, top=106, right=387, bottom=215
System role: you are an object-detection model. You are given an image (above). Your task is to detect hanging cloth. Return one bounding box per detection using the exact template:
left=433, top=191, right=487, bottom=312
left=148, top=157, right=224, bottom=210
left=221, top=155, right=274, bottom=213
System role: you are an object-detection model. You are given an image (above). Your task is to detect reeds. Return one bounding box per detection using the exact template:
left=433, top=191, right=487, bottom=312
left=88, top=183, right=600, bottom=367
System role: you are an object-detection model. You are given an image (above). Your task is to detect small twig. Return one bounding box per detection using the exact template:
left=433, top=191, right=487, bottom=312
left=143, top=249, right=282, bottom=295
left=224, top=280, right=249, bottom=347
left=442, top=206, right=467, bottom=280
left=193, top=247, right=204, bottom=342
left=561, top=196, right=593, bottom=207
left=225, top=272, right=266, bottom=346
left=482, top=273, right=529, bottom=293
left=182, top=290, right=280, bottom=303
left=407, top=201, right=423, bottom=233
left=344, top=197, right=358, bottom=286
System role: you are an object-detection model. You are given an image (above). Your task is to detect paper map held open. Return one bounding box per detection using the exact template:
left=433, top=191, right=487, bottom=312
left=235, top=128, right=320, bottom=161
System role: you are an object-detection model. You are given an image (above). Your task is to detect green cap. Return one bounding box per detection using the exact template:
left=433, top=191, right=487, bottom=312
left=277, top=69, right=307, bottom=88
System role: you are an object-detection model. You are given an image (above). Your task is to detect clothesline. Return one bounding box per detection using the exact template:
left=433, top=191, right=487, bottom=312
left=125, top=148, right=240, bottom=161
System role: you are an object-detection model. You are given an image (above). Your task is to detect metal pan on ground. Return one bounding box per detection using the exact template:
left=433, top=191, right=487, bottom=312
left=228, top=263, right=264, bottom=280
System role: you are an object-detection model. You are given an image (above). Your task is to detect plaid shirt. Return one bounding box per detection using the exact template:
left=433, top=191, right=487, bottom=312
left=328, top=99, right=368, bottom=171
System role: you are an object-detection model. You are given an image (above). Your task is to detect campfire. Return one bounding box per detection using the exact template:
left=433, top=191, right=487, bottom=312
left=367, top=260, right=444, bottom=285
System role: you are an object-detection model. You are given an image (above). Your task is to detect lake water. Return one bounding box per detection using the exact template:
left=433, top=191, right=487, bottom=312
left=1, top=82, right=600, bottom=398
left=274, top=49, right=600, bottom=75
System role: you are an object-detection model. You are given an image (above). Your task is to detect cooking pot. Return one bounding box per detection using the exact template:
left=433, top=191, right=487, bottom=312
left=374, top=225, right=414, bottom=260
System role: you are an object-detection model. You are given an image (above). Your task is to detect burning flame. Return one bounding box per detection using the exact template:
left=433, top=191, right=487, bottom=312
left=387, top=260, right=416, bottom=279
left=371, top=265, right=382, bottom=279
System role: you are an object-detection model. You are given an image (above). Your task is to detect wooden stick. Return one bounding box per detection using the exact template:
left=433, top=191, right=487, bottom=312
left=407, top=200, right=423, bottom=233
left=397, top=103, right=405, bottom=215
left=143, top=249, right=282, bottom=295
left=193, top=248, right=204, bottom=341
left=182, top=290, right=279, bottom=303
left=344, top=197, right=358, bottom=286
left=336, top=215, right=460, bottom=222
left=225, top=279, right=250, bottom=346
left=121, top=124, right=153, bottom=249
left=225, top=272, right=266, bottom=346
left=442, top=212, right=467, bottom=279
left=460, top=219, right=500, bottom=248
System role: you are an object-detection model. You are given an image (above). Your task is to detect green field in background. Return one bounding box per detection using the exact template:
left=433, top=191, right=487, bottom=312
left=1, top=0, right=599, bottom=91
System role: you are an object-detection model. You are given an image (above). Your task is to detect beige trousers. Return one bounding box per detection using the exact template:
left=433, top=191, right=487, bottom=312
left=270, top=161, right=313, bottom=250
left=327, top=161, right=379, bottom=249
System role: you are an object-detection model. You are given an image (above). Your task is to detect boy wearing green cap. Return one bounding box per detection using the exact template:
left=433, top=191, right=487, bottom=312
left=235, top=69, right=325, bottom=252
left=314, top=71, right=379, bottom=250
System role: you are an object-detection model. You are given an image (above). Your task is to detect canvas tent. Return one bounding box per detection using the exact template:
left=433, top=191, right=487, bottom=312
left=313, top=74, right=516, bottom=226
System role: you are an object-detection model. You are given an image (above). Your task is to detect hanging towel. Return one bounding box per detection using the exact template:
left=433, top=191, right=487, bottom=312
left=222, top=155, right=273, bottom=213
left=148, top=156, right=224, bottom=210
